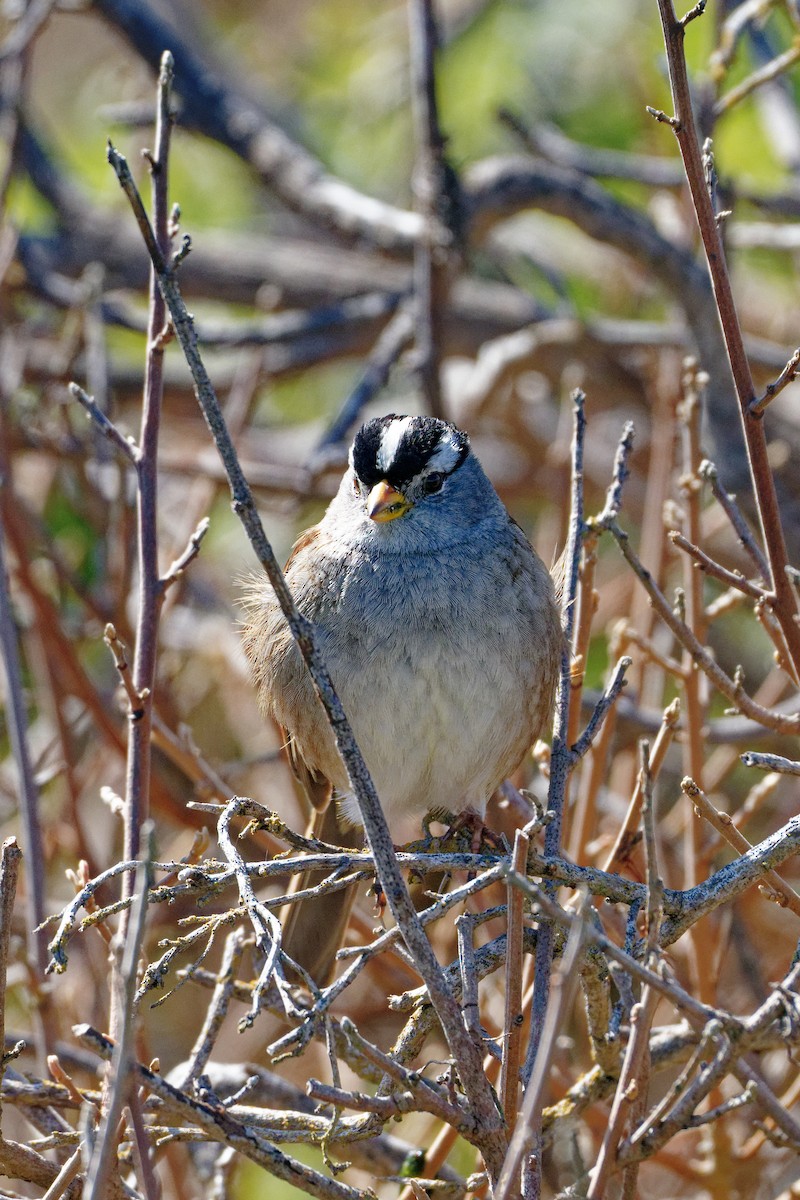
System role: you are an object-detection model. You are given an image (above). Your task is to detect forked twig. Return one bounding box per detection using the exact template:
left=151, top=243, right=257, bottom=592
left=682, top=777, right=800, bottom=919
left=652, top=0, right=800, bottom=678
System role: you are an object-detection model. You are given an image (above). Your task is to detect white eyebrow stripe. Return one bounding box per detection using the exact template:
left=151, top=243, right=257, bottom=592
left=376, top=416, right=414, bottom=472
left=426, top=432, right=462, bottom=474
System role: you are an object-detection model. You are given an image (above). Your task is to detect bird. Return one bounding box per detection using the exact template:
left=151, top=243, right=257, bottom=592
left=242, top=413, right=562, bottom=985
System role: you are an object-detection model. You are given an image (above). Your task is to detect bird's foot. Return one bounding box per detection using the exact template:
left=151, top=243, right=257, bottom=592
left=441, top=810, right=504, bottom=855
left=401, top=810, right=503, bottom=856
left=370, top=878, right=386, bottom=920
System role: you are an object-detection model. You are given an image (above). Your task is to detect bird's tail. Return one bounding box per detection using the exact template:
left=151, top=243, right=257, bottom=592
left=280, top=803, right=363, bottom=987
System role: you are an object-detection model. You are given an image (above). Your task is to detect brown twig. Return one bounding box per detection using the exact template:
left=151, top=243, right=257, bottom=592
left=499, top=828, right=529, bottom=1133
left=568, top=621, right=630, bottom=865
left=676, top=362, right=719, bottom=1015
left=749, top=345, right=800, bottom=416
left=495, top=896, right=589, bottom=1200
left=681, top=777, right=800, bottom=919
left=652, top=0, right=800, bottom=679
left=407, top=0, right=455, bottom=419
left=640, top=741, right=665, bottom=952
left=0, top=512, right=51, bottom=1056
left=616, top=742, right=663, bottom=1198
left=586, top=988, right=660, bottom=1199
left=606, top=518, right=800, bottom=734
left=714, top=40, right=800, bottom=116
left=669, top=530, right=768, bottom=601
left=602, top=698, right=681, bottom=875
left=119, top=49, right=175, bottom=893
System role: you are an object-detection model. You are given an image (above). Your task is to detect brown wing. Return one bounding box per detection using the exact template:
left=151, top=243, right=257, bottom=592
left=284, top=521, right=323, bottom=571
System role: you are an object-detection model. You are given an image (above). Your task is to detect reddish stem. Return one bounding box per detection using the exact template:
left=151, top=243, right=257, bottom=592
left=654, top=0, right=800, bottom=677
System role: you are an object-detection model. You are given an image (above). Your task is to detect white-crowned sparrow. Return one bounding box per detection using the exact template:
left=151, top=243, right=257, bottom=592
left=242, top=414, right=562, bottom=982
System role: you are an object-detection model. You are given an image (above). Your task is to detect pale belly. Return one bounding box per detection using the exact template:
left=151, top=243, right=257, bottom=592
left=277, top=521, right=558, bottom=839
left=326, top=623, right=539, bottom=838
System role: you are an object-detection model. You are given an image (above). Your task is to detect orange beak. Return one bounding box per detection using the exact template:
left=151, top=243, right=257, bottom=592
left=367, top=480, right=412, bottom=523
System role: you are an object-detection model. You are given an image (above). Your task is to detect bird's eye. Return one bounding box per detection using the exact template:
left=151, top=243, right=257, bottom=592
left=423, top=471, right=444, bottom=494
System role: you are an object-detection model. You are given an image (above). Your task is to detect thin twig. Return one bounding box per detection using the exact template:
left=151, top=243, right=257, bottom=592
left=616, top=742, right=662, bottom=1199
left=172, top=928, right=246, bottom=1088
left=499, top=828, right=529, bottom=1133
left=740, top=751, right=800, bottom=776
left=681, top=777, right=800, bottom=919
left=714, top=40, right=800, bottom=116
left=732, top=1060, right=800, bottom=1151
left=314, top=302, right=414, bottom=451
left=593, top=420, right=636, bottom=528
left=606, top=519, right=800, bottom=734
left=120, top=49, right=175, bottom=895
left=676, top=360, right=716, bottom=1010
left=566, top=528, right=600, bottom=752
left=84, top=827, right=155, bottom=1200
left=640, top=741, right=664, bottom=952
left=126, top=1092, right=161, bottom=1200
left=569, top=655, right=631, bottom=762
left=106, top=125, right=509, bottom=1179
left=603, top=699, right=681, bottom=875
left=653, top=0, right=800, bottom=678
left=216, top=799, right=295, bottom=1027
left=40, top=1147, right=82, bottom=1200
left=161, top=517, right=210, bottom=591
left=0, top=838, right=23, bottom=1116
left=750, top=346, right=800, bottom=416
left=67, top=382, right=137, bottom=463
left=524, top=389, right=585, bottom=1094
left=495, top=896, right=589, bottom=1200
left=407, top=0, right=454, bottom=418
left=669, top=530, right=769, bottom=601
left=699, top=459, right=770, bottom=580
left=586, top=989, right=660, bottom=1199
left=0, top=509, right=50, bottom=1050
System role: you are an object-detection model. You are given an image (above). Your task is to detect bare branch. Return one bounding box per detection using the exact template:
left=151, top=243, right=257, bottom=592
left=682, top=776, right=800, bottom=919
left=525, top=389, right=586, bottom=1088
left=67, top=382, right=138, bottom=463
left=740, top=751, right=800, bottom=776
left=0, top=511, right=50, bottom=1037
left=653, top=0, right=800, bottom=677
